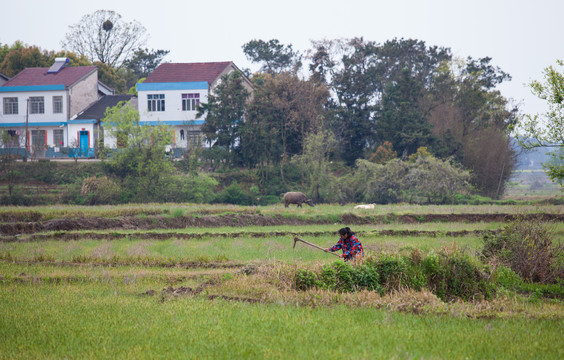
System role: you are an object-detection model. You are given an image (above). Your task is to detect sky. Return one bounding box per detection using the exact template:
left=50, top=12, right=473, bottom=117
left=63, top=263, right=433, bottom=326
left=1, top=0, right=563, bottom=117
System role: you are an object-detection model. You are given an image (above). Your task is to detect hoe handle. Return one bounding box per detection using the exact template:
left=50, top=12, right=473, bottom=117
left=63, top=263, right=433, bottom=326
left=293, top=237, right=341, bottom=257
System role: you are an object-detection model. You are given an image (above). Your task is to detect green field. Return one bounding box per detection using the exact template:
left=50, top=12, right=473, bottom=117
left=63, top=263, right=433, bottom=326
left=1, top=203, right=563, bottom=359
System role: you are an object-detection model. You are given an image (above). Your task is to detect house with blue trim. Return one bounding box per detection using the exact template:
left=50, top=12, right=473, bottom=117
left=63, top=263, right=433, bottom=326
left=0, top=57, right=112, bottom=159
left=132, top=61, right=253, bottom=155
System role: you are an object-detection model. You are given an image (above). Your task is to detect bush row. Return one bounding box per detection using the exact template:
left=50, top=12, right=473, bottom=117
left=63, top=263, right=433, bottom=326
left=295, top=251, right=497, bottom=301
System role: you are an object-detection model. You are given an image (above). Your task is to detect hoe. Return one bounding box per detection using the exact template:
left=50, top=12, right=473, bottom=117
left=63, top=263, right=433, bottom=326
left=293, top=236, right=340, bottom=257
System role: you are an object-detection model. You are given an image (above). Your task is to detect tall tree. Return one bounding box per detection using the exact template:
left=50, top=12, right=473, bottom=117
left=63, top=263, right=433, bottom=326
left=426, top=57, right=518, bottom=197
left=242, top=39, right=301, bottom=74
left=375, top=38, right=452, bottom=90
left=290, top=129, right=338, bottom=202
left=310, top=38, right=380, bottom=164
left=197, top=71, right=250, bottom=161
left=514, top=60, right=564, bottom=186
left=377, top=68, right=438, bottom=156
left=122, top=48, right=169, bottom=78
left=242, top=72, right=329, bottom=170
left=62, top=10, right=148, bottom=68
left=0, top=43, right=50, bottom=77
left=0, top=42, right=94, bottom=77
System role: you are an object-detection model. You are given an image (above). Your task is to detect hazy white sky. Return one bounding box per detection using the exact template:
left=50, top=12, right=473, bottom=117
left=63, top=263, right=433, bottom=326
left=1, top=0, right=562, bottom=116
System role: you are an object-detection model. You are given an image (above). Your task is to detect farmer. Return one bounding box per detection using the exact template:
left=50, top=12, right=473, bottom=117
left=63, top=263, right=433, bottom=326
left=325, top=227, right=364, bottom=261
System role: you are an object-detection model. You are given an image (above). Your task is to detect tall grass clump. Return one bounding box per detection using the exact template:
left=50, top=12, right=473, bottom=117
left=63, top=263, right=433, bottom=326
left=482, top=216, right=563, bottom=284
left=294, top=249, right=495, bottom=301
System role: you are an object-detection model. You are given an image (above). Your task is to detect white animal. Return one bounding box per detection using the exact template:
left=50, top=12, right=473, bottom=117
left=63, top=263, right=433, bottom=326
left=354, top=204, right=375, bottom=209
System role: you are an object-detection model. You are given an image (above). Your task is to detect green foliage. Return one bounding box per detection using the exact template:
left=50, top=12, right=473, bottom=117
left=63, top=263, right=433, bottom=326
left=122, top=48, right=169, bottom=78
left=242, top=72, right=329, bottom=170
left=198, top=71, right=249, bottom=163
left=0, top=42, right=51, bottom=77
left=494, top=265, right=564, bottom=298
left=156, top=174, right=218, bottom=203
left=378, top=69, right=438, bottom=157
left=294, top=251, right=495, bottom=301
left=514, top=60, right=564, bottom=187
left=242, top=39, right=300, bottom=74
left=482, top=217, right=562, bottom=283
left=290, top=129, right=338, bottom=202
left=213, top=181, right=255, bottom=205
left=102, top=101, right=176, bottom=202
left=329, top=157, right=472, bottom=204
left=295, top=269, right=318, bottom=290
left=80, top=176, right=121, bottom=205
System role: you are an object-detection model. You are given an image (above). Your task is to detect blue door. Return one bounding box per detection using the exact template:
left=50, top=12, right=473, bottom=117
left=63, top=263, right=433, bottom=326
left=79, top=131, right=89, bottom=157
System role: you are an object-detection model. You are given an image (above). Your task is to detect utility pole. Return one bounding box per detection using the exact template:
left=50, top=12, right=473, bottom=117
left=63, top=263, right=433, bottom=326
left=24, top=98, right=29, bottom=162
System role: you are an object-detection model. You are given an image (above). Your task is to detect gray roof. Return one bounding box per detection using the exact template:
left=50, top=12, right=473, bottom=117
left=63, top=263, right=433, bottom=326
left=75, top=95, right=136, bottom=121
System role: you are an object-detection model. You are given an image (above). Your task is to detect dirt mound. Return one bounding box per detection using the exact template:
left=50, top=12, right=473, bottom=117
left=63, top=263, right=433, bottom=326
left=1, top=213, right=562, bottom=236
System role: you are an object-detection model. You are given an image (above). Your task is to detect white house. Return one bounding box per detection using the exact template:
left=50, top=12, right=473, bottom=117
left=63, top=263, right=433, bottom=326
left=131, top=61, right=253, bottom=155
left=0, top=58, right=104, bottom=158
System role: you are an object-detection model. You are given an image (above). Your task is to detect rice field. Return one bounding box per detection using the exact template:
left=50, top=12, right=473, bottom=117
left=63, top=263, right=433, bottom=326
left=1, top=203, right=563, bottom=359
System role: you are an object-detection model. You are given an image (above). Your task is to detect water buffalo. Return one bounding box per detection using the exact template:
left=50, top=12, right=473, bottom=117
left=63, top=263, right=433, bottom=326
left=283, top=192, right=314, bottom=208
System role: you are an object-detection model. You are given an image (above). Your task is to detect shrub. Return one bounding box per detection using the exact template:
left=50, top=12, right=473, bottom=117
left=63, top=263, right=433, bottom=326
left=482, top=216, right=562, bottom=283
left=214, top=181, right=255, bottom=205
left=494, top=265, right=564, bottom=298
left=295, top=269, right=318, bottom=290
left=293, top=251, right=495, bottom=301
left=81, top=176, right=121, bottom=205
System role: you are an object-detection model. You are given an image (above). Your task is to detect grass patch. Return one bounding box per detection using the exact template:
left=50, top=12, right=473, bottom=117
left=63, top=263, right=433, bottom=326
left=0, top=283, right=563, bottom=359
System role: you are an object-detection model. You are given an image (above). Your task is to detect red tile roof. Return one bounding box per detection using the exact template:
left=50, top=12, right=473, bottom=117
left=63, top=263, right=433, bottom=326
left=143, top=62, right=233, bottom=84
left=2, top=66, right=97, bottom=87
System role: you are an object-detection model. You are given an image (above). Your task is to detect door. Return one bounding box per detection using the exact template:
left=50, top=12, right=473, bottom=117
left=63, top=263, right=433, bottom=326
left=79, top=131, right=89, bottom=157
left=31, top=130, right=46, bottom=158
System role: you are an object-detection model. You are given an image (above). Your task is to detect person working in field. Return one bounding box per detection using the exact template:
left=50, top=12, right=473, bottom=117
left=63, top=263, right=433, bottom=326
left=325, top=227, right=364, bottom=261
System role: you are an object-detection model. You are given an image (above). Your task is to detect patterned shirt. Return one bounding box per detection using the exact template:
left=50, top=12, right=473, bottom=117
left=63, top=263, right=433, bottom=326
left=329, top=234, right=364, bottom=261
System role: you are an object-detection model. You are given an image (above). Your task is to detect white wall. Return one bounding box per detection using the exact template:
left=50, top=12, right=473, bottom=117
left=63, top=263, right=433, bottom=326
left=0, top=90, right=68, bottom=124
left=138, top=88, right=208, bottom=123
left=68, top=123, right=95, bottom=146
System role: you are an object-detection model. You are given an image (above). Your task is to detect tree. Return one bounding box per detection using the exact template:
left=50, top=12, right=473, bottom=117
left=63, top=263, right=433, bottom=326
left=122, top=48, right=169, bottom=89
left=308, top=38, right=451, bottom=164
left=242, top=39, right=301, bottom=74
left=290, top=129, right=338, bottom=202
left=0, top=42, right=51, bottom=77
left=377, top=68, right=439, bottom=156
left=62, top=10, right=148, bottom=68
left=197, top=71, right=250, bottom=165
left=95, top=61, right=127, bottom=93
left=369, top=141, right=397, bottom=164
left=425, top=57, right=518, bottom=197
left=0, top=42, right=94, bottom=77
left=102, top=101, right=175, bottom=201
left=309, top=38, right=380, bottom=164
left=0, top=130, right=23, bottom=197
left=514, top=60, right=564, bottom=186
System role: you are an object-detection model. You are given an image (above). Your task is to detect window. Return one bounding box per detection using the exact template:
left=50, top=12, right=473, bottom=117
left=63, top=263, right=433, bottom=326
left=187, top=130, right=202, bottom=147
left=29, top=97, right=45, bottom=114
left=3, top=97, right=18, bottom=115
left=6, top=130, right=20, bottom=147
left=53, top=129, right=64, bottom=146
left=147, top=94, right=165, bottom=112
left=53, top=96, right=63, bottom=114
left=182, top=93, right=200, bottom=111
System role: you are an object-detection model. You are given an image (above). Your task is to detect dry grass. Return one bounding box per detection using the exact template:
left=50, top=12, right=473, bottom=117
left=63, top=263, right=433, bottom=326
left=206, top=262, right=564, bottom=319
left=90, top=241, right=115, bottom=259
